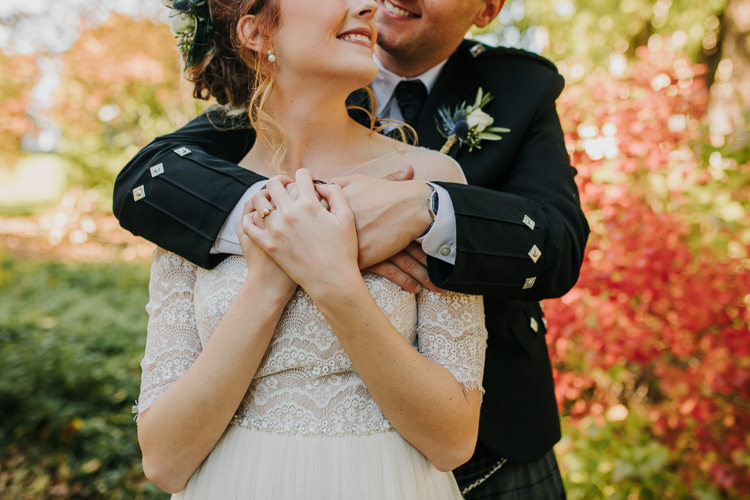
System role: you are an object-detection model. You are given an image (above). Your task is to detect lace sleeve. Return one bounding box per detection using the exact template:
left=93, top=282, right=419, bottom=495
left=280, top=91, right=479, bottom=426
left=136, top=248, right=201, bottom=415
left=416, top=290, right=487, bottom=393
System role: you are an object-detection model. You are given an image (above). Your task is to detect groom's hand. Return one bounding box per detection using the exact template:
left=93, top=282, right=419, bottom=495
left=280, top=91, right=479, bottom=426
left=365, top=242, right=440, bottom=294
left=331, top=167, right=438, bottom=293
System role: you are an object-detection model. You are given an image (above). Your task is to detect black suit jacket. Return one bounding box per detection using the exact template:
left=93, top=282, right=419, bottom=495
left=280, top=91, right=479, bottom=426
left=113, top=40, right=589, bottom=462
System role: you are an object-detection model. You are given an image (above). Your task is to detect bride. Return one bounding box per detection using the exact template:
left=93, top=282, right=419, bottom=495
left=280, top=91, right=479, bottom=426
left=134, top=0, right=487, bottom=498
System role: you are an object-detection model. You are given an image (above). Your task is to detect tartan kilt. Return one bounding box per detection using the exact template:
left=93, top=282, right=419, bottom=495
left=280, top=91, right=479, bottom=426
left=453, top=444, right=565, bottom=499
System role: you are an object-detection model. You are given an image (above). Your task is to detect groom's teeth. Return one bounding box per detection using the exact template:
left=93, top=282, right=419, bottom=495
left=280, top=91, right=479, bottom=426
left=340, top=34, right=371, bottom=44
left=384, top=0, right=416, bottom=18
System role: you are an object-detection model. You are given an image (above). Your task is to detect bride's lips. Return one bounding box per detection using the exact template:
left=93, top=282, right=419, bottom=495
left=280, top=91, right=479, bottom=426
left=378, top=0, right=420, bottom=20
left=336, top=27, right=375, bottom=48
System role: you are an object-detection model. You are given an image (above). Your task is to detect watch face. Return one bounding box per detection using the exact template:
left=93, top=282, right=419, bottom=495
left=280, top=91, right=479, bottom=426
left=430, top=189, right=439, bottom=217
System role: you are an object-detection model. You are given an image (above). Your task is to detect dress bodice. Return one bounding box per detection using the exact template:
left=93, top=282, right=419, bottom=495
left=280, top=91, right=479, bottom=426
left=137, top=250, right=487, bottom=437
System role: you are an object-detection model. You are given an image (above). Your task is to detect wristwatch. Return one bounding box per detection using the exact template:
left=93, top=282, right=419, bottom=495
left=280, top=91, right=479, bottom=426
left=428, top=185, right=439, bottom=222
left=419, top=185, right=439, bottom=239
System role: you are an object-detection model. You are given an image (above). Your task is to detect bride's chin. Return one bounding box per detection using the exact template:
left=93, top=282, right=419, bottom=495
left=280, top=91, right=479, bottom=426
left=357, top=59, right=379, bottom=81
left=337, top=64, right=378, bottom=89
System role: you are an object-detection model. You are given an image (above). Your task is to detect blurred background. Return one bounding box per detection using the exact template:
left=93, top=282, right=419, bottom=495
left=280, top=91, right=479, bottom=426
left=0, top=0, right=748, bottom=498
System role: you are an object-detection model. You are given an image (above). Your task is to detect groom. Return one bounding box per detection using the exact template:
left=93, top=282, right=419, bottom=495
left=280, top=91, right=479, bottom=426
left=114, top=0, right=588, bottom=498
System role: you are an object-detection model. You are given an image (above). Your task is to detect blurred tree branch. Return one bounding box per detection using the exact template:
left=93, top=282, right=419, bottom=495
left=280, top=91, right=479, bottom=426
left=707, top=0, right=750, bottom=139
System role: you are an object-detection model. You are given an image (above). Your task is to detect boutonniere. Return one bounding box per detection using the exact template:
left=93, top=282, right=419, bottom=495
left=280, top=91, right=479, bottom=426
left=162, top=0, right=213, bottom=69
left=436, top=88, right=510, bottom=154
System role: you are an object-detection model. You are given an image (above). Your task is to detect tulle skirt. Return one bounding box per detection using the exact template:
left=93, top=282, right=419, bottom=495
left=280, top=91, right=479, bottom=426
left=173, top=425, right=463, bottom=499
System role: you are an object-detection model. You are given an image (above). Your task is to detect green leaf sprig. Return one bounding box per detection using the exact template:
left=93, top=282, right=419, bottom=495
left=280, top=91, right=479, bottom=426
left=163, top=0, right=214, bottom=69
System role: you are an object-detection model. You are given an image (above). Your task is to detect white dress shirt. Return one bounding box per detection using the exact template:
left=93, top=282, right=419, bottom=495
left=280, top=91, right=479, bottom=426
left=213, top=55, right=459, bottom=265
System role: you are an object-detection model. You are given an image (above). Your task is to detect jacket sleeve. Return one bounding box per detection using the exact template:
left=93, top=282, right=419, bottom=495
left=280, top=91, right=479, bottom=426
left=431, top=73, right=589, bottom=300
left=112, top=109, right=264, bottom=269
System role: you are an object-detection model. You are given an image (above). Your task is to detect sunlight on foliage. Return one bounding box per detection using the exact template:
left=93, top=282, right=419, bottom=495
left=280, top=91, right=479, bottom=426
left=545, top=44, right=749, bottom=498
left=50, top=14, right=206, bottom=196
left=0, top=50, right=38, bottom=166
left=1, top=1, right=749, bottom=498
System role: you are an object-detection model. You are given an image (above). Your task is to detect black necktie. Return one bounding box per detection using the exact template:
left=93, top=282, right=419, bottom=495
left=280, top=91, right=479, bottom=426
left=394, top=80, right=428, bottom=129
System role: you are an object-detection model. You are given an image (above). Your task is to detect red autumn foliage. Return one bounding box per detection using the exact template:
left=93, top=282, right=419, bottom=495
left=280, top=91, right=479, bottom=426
left=545, top=46, right=750, bottom=496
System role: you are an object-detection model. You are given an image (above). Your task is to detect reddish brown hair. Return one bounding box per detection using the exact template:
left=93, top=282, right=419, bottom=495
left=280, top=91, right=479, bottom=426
left=187, top=0, right=280, bottom=110
left=185, top=0, right=288, bottom=163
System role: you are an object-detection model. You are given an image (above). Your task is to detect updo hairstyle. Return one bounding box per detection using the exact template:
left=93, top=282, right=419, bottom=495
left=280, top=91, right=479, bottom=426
left=186, top=0, right=282, bottom=149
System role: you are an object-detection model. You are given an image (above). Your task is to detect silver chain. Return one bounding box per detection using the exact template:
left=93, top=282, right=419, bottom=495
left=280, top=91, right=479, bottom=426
left=460, top=458, right=508, bottom=496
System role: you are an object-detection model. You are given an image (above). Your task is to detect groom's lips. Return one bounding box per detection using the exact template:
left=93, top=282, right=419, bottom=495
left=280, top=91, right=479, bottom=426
left=379, top=0, right=421, bottom=20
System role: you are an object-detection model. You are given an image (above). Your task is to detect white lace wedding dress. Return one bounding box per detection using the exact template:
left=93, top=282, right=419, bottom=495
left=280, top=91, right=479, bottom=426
left=136, top=249, right=487, bottom=499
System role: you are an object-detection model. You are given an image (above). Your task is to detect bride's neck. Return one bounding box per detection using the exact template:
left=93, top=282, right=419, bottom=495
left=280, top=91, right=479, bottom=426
left=251, top=84, right=366, bottom=173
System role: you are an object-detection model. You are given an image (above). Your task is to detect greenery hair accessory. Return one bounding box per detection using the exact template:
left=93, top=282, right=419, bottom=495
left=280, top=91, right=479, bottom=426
left=162, top=0, right=214, bottom=69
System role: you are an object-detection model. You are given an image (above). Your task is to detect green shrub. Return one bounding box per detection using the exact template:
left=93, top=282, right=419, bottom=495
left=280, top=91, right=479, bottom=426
left=0, top=255, right=167, bottom=499
left=558, top=410, right=723, bottom=500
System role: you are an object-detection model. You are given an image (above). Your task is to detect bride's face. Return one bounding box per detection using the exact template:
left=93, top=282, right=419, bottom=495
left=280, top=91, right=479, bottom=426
left=272, top=0, right=379, bottom=89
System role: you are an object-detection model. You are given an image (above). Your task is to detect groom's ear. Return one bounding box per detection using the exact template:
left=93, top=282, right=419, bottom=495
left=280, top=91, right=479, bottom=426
left=237, top=14, right=265, bottom=53
left=473, top=0, right=505, bottom=28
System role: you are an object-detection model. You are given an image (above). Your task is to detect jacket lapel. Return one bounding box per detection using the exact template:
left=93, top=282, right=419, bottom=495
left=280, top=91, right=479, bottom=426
left=416, top=41, right=482, bottom=154
left=347, top=43, right=485, bottom=155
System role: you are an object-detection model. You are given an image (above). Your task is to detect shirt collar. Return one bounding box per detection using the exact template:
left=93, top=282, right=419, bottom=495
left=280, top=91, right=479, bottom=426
left=370, top=54, right=448, bottom=118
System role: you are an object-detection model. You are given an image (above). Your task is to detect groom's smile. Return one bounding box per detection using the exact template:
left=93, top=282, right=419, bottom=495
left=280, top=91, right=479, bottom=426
left=381, top=0, right=421, bottom=19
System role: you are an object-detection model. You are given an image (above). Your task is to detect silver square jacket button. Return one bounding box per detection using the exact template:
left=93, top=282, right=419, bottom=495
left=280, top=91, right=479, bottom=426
left=522, top=277, right=536, bottom=290
left=150, top=163, right=164, bottom=177
left=469, top=44, right=487, bottom=58
left=530, top=317, right=539, bottom=333
left=132, top=185, right=145, bottom=202
left=528, top=245, right=542, bottom=263
left=174, top=147, right=192, bottom=157
left=523, top=215, right=536, bottom=230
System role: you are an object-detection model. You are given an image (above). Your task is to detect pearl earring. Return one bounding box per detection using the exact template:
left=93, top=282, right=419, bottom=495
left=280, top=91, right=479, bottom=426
left=267, top=50, right=276, bottom=63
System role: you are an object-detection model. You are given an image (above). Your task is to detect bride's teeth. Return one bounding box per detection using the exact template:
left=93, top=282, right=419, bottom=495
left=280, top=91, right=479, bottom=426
left=340, top=34, right=371, bottom=44
left=384, top=0, right=415, bottom=17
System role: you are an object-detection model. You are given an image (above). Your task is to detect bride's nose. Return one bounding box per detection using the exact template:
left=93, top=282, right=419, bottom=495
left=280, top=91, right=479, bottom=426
left=352, top=0, right=377, bottom=17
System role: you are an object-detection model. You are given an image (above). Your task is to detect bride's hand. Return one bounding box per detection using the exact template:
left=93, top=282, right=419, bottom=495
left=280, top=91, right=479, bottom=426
left=272, top=180, right=329, bottom=210
left=237, top=175, right=297, bottom=300
left=243, top=169, right=359, bottom=296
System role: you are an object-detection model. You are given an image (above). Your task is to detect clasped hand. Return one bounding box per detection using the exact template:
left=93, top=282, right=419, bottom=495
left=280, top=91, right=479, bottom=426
left=332, top=168, right=439, bottom=293
left=238, top=169, right=360, bottom=297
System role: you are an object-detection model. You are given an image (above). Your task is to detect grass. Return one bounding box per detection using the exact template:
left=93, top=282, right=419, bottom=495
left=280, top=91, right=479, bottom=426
left=0, top=254, right=167, bottom=499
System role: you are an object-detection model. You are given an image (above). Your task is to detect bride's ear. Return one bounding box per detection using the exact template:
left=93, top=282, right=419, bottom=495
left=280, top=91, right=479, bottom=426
left=237, top=14, right=265, bottom=53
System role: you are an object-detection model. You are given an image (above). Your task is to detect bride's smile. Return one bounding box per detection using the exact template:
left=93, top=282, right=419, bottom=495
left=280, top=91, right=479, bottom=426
left=336, top=27, right=375, bottom=49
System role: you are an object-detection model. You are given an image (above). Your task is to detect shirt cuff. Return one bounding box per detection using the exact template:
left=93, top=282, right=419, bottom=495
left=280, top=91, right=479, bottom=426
left=418, top=182, right=456, bottom=265
left=211, top=180, right=267, bottom=255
